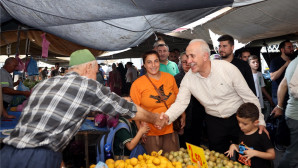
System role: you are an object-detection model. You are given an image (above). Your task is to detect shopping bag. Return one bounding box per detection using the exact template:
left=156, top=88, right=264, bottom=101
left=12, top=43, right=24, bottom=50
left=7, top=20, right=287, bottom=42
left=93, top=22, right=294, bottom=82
left=27, top=57, right=39, bottom=76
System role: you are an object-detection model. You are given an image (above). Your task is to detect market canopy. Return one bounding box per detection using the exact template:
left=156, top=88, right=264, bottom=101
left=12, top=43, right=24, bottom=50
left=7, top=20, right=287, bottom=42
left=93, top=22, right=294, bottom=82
left=169, top=0, right=298, bottom=45
left=0, top=0, right=263, bottom=51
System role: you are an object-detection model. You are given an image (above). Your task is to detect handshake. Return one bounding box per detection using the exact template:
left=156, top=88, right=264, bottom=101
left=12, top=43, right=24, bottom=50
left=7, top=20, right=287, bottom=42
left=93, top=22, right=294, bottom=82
left=153, top=113, right=169, bottom=129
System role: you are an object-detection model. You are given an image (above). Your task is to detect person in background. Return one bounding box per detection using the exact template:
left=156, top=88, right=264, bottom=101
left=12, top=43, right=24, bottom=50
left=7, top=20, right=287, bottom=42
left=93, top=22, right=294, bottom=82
left=240, top=49, right=251, bottom=62
left=98, top=64, right=105, bottom=78
left=60, top=67, right=66, bottom=76
left=218, top=34, right=257, bottom=95
left=38, top=67, right=43, bottom=80
left=108, top=63, right=122, bottom=96
left=269, top=40, right=295, bottom=151
left=169, top=50, right=179, bottom=65
left=225, top=103, right=275, bottom=168
left=96, top=64, right=105, bottom=85
left=270, top=40, right=295, bottom=105
left=157, top=44, right=179, bottom=76
left=117, top=63, right=127, bottom=95
left=0, top=57, right=31, bottom=119
left=174, top=52, right=205, bottom=148
left=152, top=37, right=166, bottom=51
left=51, top=63, right=60, bottom=77
left=0, top=49, right=168, bottom=168
left=130, top=50, right=180, bottom=154
left=139, top=65, right=146, bottom=77
left=248, top=55, right=274, bottom=120
left=124, top=62, right=138, bottom=95
left=163, top=39, right=266, bottom=154
left=41, top=67, right=48, bottom=80
left=271, top=57, right=298, bottom=168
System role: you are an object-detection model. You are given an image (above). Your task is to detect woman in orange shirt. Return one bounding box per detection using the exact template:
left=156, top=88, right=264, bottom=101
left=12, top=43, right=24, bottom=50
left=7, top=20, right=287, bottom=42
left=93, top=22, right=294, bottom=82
left=130, top=50, right=180, bottom=154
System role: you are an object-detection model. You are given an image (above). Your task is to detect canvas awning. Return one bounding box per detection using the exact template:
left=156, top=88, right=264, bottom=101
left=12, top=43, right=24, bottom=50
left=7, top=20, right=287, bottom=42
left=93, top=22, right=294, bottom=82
left=170, top=0, right=298, bottom=45
left=0, top=0, right=263, bottom=51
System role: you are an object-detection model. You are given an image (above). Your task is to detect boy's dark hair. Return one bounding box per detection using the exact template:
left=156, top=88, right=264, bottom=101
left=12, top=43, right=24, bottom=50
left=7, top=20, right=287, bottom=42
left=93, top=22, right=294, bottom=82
left=217, top=34, right=234, bottom=46
left=236, top=102, right=259, bottom=122
left=278, top=40, right=291, bottom=51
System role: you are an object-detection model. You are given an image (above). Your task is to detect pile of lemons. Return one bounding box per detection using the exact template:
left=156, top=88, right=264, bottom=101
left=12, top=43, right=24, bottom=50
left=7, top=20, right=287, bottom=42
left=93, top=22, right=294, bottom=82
left=102, top=150, right=199, bottom=168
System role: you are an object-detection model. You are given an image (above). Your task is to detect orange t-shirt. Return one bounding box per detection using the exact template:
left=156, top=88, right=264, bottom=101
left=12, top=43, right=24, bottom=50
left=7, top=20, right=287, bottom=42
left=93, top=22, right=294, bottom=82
left=130, top=72, right=178, bottom=136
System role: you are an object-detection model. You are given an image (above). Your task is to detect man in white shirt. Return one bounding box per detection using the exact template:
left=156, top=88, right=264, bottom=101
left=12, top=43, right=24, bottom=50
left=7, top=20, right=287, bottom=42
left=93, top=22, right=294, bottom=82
left=163, top=39, right=267, bottom=153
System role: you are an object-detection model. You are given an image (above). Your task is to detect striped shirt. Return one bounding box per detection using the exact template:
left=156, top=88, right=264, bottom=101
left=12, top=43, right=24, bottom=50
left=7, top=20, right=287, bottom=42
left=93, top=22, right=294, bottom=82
left=3, top=72, right=137, bottom=152
left=165, top=60, right=265, bottom=126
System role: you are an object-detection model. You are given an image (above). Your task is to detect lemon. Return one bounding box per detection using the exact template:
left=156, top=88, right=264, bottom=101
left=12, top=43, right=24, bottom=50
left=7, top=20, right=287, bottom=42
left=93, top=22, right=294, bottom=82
left=130, top=157, right=138, bottom=166
left=138, top=155, right=143, bottom=161
left=106, top=159, right=115, bottom=165
left=107, top=163, right=115, bottom=168
left=152, top=158, right=161, bottom=165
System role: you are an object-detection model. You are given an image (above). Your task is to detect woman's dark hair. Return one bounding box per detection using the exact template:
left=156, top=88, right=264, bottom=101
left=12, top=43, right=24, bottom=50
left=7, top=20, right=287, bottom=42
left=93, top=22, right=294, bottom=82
left=142, top=50, right=160, bottom=64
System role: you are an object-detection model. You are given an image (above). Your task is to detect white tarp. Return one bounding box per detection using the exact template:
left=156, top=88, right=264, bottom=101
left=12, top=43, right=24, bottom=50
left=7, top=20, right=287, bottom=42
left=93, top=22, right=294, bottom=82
left=171, top=0, right=298, bottom=44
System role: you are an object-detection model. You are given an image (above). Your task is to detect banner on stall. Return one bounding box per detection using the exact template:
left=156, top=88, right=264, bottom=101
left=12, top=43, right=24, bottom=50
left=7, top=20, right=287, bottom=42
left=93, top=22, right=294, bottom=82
left=186, top=142, right=208, bottom=168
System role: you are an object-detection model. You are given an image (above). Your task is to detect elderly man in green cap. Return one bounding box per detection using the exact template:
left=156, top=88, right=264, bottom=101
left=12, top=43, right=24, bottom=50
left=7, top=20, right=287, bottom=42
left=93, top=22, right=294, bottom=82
left=0, top=49, right=167, bottom=168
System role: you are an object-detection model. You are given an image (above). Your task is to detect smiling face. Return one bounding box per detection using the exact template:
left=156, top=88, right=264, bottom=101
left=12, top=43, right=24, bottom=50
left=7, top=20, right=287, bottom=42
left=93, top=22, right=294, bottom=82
left=186, top=42, right=208, bottom=73
left=144, top=53, right=160, bottom=76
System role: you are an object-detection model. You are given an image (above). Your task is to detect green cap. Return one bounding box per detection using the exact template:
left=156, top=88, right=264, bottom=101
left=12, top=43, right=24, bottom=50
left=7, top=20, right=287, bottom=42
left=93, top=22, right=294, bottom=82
left=69, top=49, right=96, bottom=66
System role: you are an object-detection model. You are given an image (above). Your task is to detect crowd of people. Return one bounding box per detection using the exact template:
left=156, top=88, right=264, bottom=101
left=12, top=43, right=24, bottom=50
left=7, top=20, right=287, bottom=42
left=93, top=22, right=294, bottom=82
left=0, top=35, right=297, bottom=168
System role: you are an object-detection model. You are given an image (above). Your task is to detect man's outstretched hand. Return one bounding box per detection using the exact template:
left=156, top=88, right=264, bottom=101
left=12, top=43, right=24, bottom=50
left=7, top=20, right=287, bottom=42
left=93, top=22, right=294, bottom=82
left=154, top=113, right=169, bottom=129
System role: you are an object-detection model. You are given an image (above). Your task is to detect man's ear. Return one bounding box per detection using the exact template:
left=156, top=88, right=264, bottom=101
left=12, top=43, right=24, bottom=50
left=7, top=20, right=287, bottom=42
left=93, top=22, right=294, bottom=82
left=86, top=62, right=93, bottom=74
left=203, top=52, right=209, bottom=61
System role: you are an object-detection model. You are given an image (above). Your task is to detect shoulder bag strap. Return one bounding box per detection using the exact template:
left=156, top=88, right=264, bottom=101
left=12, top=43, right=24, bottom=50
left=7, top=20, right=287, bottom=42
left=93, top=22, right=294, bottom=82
left=145, top=74, right=168, bottom=109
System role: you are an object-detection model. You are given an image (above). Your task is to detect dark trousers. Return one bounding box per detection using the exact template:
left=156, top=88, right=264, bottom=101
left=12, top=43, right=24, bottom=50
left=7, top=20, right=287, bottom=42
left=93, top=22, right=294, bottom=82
left=205, top=114, right=240, bottom=153
left=278, top=117, right=298, bottom=168
left=0, top=145, right=62, bottom=168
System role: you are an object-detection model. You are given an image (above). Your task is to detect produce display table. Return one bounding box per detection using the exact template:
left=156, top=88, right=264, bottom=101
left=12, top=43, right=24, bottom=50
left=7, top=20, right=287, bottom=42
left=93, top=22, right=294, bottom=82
left=0, top=110, right=108, bottom=168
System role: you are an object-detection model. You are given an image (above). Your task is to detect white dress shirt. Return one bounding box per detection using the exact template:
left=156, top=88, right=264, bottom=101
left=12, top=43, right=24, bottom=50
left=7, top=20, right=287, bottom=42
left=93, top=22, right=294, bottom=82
left=165, top=60, right=265, bottom=126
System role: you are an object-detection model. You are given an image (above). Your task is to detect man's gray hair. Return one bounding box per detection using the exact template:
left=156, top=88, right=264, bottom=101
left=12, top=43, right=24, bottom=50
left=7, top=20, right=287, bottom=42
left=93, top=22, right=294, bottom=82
left=189, top=39, right=210, bottom=56
left=69, top=60, right=97, bottom=71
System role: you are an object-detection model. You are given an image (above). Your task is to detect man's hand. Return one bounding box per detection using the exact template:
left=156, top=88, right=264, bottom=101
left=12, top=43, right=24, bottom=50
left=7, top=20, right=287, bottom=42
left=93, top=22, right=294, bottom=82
left=271, top=106, right=283, bottom=118
left=258, top=125, right=269, bottom=138
left=180, top=112, right=186, bottom=129
left=22, top=91, right=31, bottom=97
left=123, top=97, right=132, bottom=102
left=154, top=113, right=169, bottom=129
left=13, top=80, right=20, bottom=86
